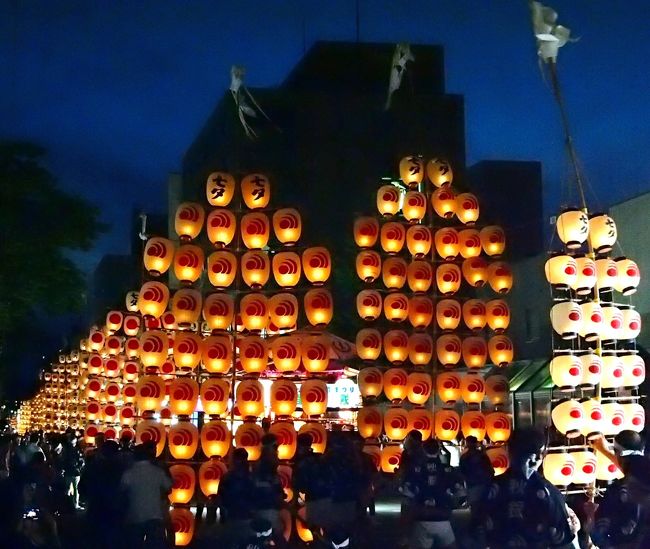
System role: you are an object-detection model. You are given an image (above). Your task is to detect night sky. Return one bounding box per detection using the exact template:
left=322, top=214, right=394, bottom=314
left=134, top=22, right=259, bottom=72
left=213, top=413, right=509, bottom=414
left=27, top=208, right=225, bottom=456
left=3, top=1, right=649, bottom=272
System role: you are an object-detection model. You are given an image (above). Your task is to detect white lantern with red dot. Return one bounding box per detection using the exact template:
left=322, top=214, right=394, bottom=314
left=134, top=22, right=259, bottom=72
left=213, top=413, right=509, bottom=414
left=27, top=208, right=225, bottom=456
left=622, top=354, right=645, bottom=387
left=357, top=406, right=383, bottom=439
left=239, top=294, right=268, bottom=332
left=399, top=155, right=425, bottom=187
left=172, top=288, right=202, bottom=328
left=407, top=261, right=433, bottom=293
left=407, top=372, right=432, bottom=405
left=434, top=228, right=460, bottom=260
left=173, top=244, right=205, bottom=284
left=602, top=402, right=626, bottom=436
left=545, top=255, right=578, bottom=289
left=408, top=333, right=433, bottom=366
left=458, top=229, right=482, bottom=259
left=407, top=296, right=433, bottom=329
left=462, top=336, right=488, bottom=369
left=436, top=334, right=462, bottom=367
left=580, top=399, right=605, bottom=439
left=431, top=187, right=456, bottom=218
left=356, top=329, right=382, bottom=362
left=384, top=330, right=409, bottom=365
left=301, top=335, right=330, bottom=373
left=120, top=405, right=136, bottom=427
left=571, top=451, right=597, bottom=485
left=88, top=329, right=105, bottom=352
left=123, top=315, right=141, bottom=338
left=455, top=193, right=479, bottom=225
left=104, top=336, right=122, bottom=357
left=436, top=371, right=461, bottom=403
left=588, top=214, right=617, bottom=254
left=544, top=453, right=576, bottom=486
left=614, top=257, right=640, bottom=295
left=435, top=409, right=461, bottom=441
left=462, top=258, right=489, bottom=288
left=552, top=399, right=585, bottom=438
left=427, top=158, right=453, bottom=187
left=353, top=216, right=380, bottom=248
left=383, top=368, right=409, bottom=402
left=272, top=208, right=302, bottom=245
left=556, top=209, right=589, bottom=249
left=550, top=355, right=582, bottom=390
left=384, top=407, right=410, bottom=441
left=622, top=402, right=645, bottom=432
left=436, top=264, right=461, bottom=295
left=270, top=380, right=298, bottom=417
left=376, top=185, right=401, bottom=217
left=382, top=257, right=408, bottom=290
left=436, top=299, right=461, bottom=331
left=462, top=299, right=487, bottom=331
left=488, top=261, right=513, bottom=294
left=85, top=402, right=101, bottom=422
left=480, top=226, right=506, bottom=257
left=596, top=450, right=623, bottom=482
left=406, top=226, right=432, bottom=258
left=402, top=191, right=427, bottom=222
left=550, top=301, right=583, bottom=340
left=571, top=256, right=597, bottom=295
left=122, top=383, right=137, bottom=404
left=461, top=410, right=486, bottom=441
left=304, top=289, right=333, bottom=327
left=486, top=412, right=511, bottom=442
left=103, top=357, right=121, bottom=379
left=579, top=353, right=602, bottom=387
left=601, top=306, right=624, bottom=340
left=601, top=354, right=625, bottom=389
left=408, top=408, right=433, bottom=441
left=169, top=378, right=200, bottom=416
left=123, top=360, right=139, bottom=382
left=381, top=222, right=406, bottom=253
left=207, top=251, right=237, bottom=289
left=577, top=302, right=603, bottom=341
left=105, top=311, right=123, bottom=334
left=356, top=290, right=382, bottom=321
left=356, top=251, right=381, bottom=283
left=488, top=335, right=514, bottom=366
left=200, top=378, right=230, bottom=417
left=620, top=308, right=641, bottom=340
left=358, top=367, right=384, bottom=399
left=595, top=258, right=618, bottom=292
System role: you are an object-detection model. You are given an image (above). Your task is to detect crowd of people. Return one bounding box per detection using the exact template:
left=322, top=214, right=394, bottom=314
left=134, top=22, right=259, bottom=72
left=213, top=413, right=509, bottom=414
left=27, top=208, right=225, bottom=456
left=0, top=425, right=648, bottom=548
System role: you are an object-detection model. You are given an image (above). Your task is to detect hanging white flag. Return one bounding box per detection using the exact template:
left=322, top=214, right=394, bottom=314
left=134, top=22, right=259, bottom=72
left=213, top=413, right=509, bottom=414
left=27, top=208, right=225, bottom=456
left=530, top=1, right=575, bottom=63
left=230, top=65, right=273, bottom=139
left=384, top=43, right=414, bottom=110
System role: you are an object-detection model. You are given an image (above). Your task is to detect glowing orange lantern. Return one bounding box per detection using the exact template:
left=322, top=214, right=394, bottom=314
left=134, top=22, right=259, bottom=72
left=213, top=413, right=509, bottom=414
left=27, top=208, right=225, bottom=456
left=267, top=293, right=298, bottom=330
left=455, top=193, right=479, bottom=225
left=426, top=158, right=453, bottom=187
left=356, top=329, right=382, bottom=362
left=241, top=173, right=270, bottom=209
left=462, top=299, right=487, bottom=330
left=382, top=257, right=408, bottom=290
left=381, top=445, right=403, bottom=473
left=273, top=208, right=302, bottom=245
left=436, top=371, right=461, bottom=403
left=300, top=380, right=328, bottom=416
left=235, top=422, right=264, bottom=460
left=169, top=378, right=199, bottom=416
left=435, top=409, right=460, bottom=441
left=139, top=331, right=168, bottom=369
left=381, top=222, right=406, bottom=253
left=270, top=379, right=298, bottom=417
left=239, top=336, right=268, bottom=374
left=461, top=373, right=485, bottom=404
left=486, top=412, right=511, bottom=442
left=431, top=187, right=456, bottom=218
left=200, top=378, right=230, bottom=417
left=486, top=299, right=510, bottom=332
left=487, top=446, right=509, bottom=476
left=399, top=155, right=424, bottom=187
left=356, top=250, right=381, bottom=283
left=383, top=330, right=408, bottom=365
left=241, top=212, right=270, bottom=250
left=436, top=299, right=461, bottom=330
left=206, top=208, right=236, bottom=248
left=408, top=408, right=433, bottom=440
left=402, top=191, right=426, bottom=222
left=384, top=293, right=409, bottom=323
left=302, top=247, right=331, bottom=284
left=436, top=334, right=462, bottom=367
left=435, top=228, right=460, bottom=260
left=436, top=263, right=461, bottom=295
left=236, top=379, right=265, bottom=418
left=480, top=226, right=506, bottom=257
left=239, top=294, right=268, bottom=332
left=203, top=294, right=235, bottom=332
left=298, top=422, right=327, bottom=454
left=272, top=251, right=301, bottom=288
left=614, top=257, right=640, bottom=295
left=488, top=261, right=513, bottom=293
left=174, top=244, right=204, bottom=284
left=137, top=282, right=169, bottom=319
left=304, top=289, right=333, bottom=327
left=206, top=171, right=235, bottom=207
left=488, top=335, right=514, bottom=366
left=175, top=202, right=205, bottom=241
left=198, top=458, right=228, bottom=497
left=270, top=421, right=297, bottom=460
left=199, top=420, right=231, bottom=459
left=461, top=410, right=486, bottom=441
left=358, top=367, right=384, bottom=398
left=169, top=464, right=196, bottom=504
left=407, top=372, right=432, bottom=405
left=462, top=258, right=489, bottom=287
left=382, top=368, right=407, bottom=402
left=170, top=507, right=195, bottom=547
left=353, top=216, right=380, bottom=248
left=207, top=251, right=237, bottom=288
left=406, top=225, right=432, bottom=258
left=135, top=375, right=166, bottom=412
left=135, top=419, right=166, bottom=456
left=462, top=336, right=488, bottom=369
left=408, top=296, right=433, bottom=329
left=174, top=333, right=203, bottom=371
left=384, top=407, right=410, bottom=441
left=202, top=335, right=232, bottom=374
left=457, top=229, right=481, bottom=259
left=241, top=251, right=270, bottom=289
left=408, top=333, right=433, bottom=366
left=376, top=185, right=401, bottom=216
left=172, top=289, right=202, bottom=327
left=143, top=237, right=175, bottom=276
left=301, top=335, right=330, bottom=373
left=270, top=335, right=301, bottom=372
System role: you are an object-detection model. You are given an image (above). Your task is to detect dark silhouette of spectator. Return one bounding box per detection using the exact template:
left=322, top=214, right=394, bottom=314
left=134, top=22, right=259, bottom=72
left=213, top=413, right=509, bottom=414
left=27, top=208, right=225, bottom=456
left=238, top=517, right=274, bottom=549
left=325, top=433, right=362, bottom=537
left=60, top=431, right=82, bottom=509
left=219, top=448, right=255, bottom=546
left=459, top=436, right=493, bottom=525
left=350, top=432, right=377, bottom=518
left=397, top=431, right=426, bottom=548
left=251, top=435, right=285, bottom=543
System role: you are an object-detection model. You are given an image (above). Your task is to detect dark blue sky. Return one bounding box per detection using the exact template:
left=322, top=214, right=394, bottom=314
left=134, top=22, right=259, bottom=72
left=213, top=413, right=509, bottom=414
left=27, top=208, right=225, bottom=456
left=3, top=1, right=649, bottom=272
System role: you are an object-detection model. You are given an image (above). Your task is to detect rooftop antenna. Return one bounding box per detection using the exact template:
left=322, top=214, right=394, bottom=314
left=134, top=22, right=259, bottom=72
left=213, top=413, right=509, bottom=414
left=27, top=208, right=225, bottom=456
left=355, top=0, right=360, bottom=43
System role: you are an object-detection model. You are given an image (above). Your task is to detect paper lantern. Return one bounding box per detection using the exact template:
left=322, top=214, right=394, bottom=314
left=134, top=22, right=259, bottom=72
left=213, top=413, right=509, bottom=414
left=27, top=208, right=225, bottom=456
left=602, top=402, right=625, bottom=436
left=405, top=296, right=431, bottom=329
left=406, top=226, right=432, bottom=258
left=462, top=299, right=487, bottom=331
left=357, top=406, right=382, bottom=439
left=85, top=402, right=101, bottom=422
left=238, top=294, right=268, bottom=332
left=169, top=378, right=199, bottom=416
left=300, top=380, right=328, bottom=416
left=172, top=289, right=202, bottom=327
left=236, top=379, right=265, bottom=418
left=601, top=305, right=623, bottom=340
left=267, top=293, right=298, bottom=330
left=241, top=173, right=270, bottom=209
left=596, top=258, right=618, bottom=292
left=580, top=399, right=605, bottom=439
left=436, top=299, right=461, bottom=330
left=550, top=301, right=582, bottom=339
left=239, top=336, right=268, bottom=374
left=169, top=465, right=196, bottom=504
left=384, top=407, right=410, bottom=441
left=486, top=446, right=509, bottom=476
left=544, top=453, right=575, bottom=486
left=206, top=209, right=236, bottom=248
left=436, top=263, right=461, bottom=295
left=461, top=373, right=486, bottom=404
left=621, top=354, right=645, bottom=387
left=572, top=256, right=597, bottom=295
left=206, top=171, right=235, bottom=207
left=304, top=289, right=333, bottom=327
left=455, top=193, right=479, bottom=225
left=384, top=293, right=409, bottom=323
left=302, top=247, right=331, bottom=285
left=200, top=378, right=230, bottom=417
left=572, top=451, right=597, bottom=485
left=273, top=208, right=302, bottom=245
left=383, top=368, right=408, bottom=402
left=123, top=360, right=139, bottom=382
left=456, top=229, right=481, bottom=260
left=461, top=336, right=488, bottom=369
left=298, top=422, right=327, bottom=454
left=478, top=226, right=506, bottom=257
left=461, top=410, right=486, bottom=441
left=381, top=222, right=406, bottom=254
left=175, top=202, right=205, bottom=241
left=270, top=335, right=301, bottom=372
left=235, top=422, right=264, bottom=461
left=556, top=209, right=589, bottom=249
left=174, top=333, right=203, bottom=371
left=436, top=371, right=462, bottom=403
left=135, top=375, right=166, bottom=412
left=486, top=412, right=511, bottom=443
left=143, top=237, right=175, bottom=276
left=620, top=308, right=641, bottom=340
left=137, top=282, right=169, bottom=319
left=174, top=244, right=204, bottom=284
left=402, top=191, right=427, bottom=222
left=202, top=335, right=233, bottom=374
left=601, top=355, right=625, bottom=389
left=123, top=316, right=141, bottom=338
left=550, top=355, right=582, bottom=390
left=488, top=262, right=513, bottom=294
left=356, top=251, right=381, bottom=283
left=296, top=513, right=314, bottom=544
left=462, top=258, right=489, bottom=288
left=407, top=372, right=432, bottom=405
left=119, top=405, right=135, bottom=426
left=382, top=257, right=407, bottom=290
left=376, top=185, right=401, bottom=217
left=622, top=402, right=645, bottom=432
left=241, top=251, right=270, bottom=289
left=171, top=507, right=195, bottom=547
left=431, top=187, right=456, bottom=218
left=435, top=409, right=460, bottom=441
left=270, top=379, right=298, bottom=417
left=577, top=302, right=603, bottom=341
left=161, top=311, right=177, bottom=331
left=135, top=419, right=166, bottom=456
left=596, top=450, right=623, bottom=482
left=399, top=155, right=424, bottom=187
left=240, top=212, right=270, bottom=250
left=272, top=251, right=301, bottom=288
left=104, top=359, right=121, bottom=380
left=358, top=367, right=383, bottom=398
left=300, top=335, right=331, bottom=373
left=356, top=329, right=382, bottom=362
left=122, top=383, right=137, bottom=404
left=87, top=330, right=104, bottom=353
left=408, top=408, right=433, bottom=440
left=552, top=399, right=584, bottom=438
left=384, top=330, right=409, bottom=365
left=104, top=337, right=122, bottom=357
left=434, top=228, right=460, bottom=260
left=579, top=353, right=602, bottom=387
left=207, top=251, right=237, bottom=289
left=545, top=255, right=578, bottom=289
left=407, top=260, right=433, bottom=293
left=589, top=214, right=617, bottom=254
left=269, top=421, right=297, bottom=460
left=353, top=216, right=379, bottom=248
left=436, top=335, right=462, bottom=367
left=381, top=445, right=403, bottom=473
left=488, top=335, right=513, bottom=367
left=139, top=331, right=168, bottom=369
left=408, top=333, right=433, bottom=366
left=614, top=257, right=640, bottom=295
left=426, top=158, right=453, bottom=187
left=485, top=299, right=510, bottom=333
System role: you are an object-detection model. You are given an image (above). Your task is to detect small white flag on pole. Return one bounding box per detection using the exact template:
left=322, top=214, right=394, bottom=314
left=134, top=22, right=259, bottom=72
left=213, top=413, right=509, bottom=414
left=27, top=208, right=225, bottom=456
left=230, top=65, right=273, bottom=139
left=385, top=43, right=414, bottom=110
left=530, top=1, right=575, bottom=63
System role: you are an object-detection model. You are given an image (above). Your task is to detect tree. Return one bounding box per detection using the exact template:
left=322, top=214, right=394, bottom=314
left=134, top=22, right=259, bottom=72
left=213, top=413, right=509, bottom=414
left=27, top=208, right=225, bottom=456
left=0, top=142, right=107, bottom=395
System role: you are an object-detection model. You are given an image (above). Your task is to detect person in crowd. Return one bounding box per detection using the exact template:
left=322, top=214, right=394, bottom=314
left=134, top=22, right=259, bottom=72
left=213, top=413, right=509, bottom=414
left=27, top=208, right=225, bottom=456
left=60, top=430, right=82, bottom=510
left=459, top=436, right=493, bottom=524
left=120, top=443, right=172, bottom=549
left=479, top=426, right=579, bottom=548
left=24, top=433, right=45, bottom=465
left=397, top=430, right=425, bottom=548
left=350, top=431, right=377, bottom=519
left=251, top=434, right=285, bottom=544
left=238, top=518, right=275, bottom=549
left=219, top=448, right=255, bottom=545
